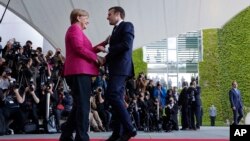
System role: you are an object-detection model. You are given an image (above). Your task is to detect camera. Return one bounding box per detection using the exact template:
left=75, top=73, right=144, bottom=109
left=58, top=87, right=64, bottom=93
left=92, top=87, right=102, bottom=96
left=9, top=80, right=19, bottom=90
left=97, top=87, right=102, bottom=93
left=12, top=41, right=21, bottom=49
left=29, top=79, right=35, bottom=91
left=30, top=50, right=38, bottom=58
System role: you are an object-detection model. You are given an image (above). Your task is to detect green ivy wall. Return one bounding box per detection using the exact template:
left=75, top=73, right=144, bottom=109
left=218, top=6, right=250, bottom=122
left=199, top=29, right=223, bottom=123
left=133, top=6, right=250, bottom=124
left=200, top=6, right=250, bottom=124
left=132, top=48, right=147, bottom=76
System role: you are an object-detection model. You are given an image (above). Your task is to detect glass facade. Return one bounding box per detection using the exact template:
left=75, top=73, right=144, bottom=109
left=143, top=31, right=202, bottom=88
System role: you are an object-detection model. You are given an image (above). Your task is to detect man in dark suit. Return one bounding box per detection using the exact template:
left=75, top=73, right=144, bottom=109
left=178, top=81, right=189, bottom=130
left=187, top=80, right=201, bottom=130
left=98, top=6, right=136, bottom=141
left=229, top=80, right=243, bottom=125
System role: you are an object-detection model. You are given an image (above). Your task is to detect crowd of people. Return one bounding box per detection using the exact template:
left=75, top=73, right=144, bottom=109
left=0, top=5, right=246, bottom=141
left=0, top=38, right=72, bottom=135
left=0, top=37, right=204, bottom=136
left=0, top=40, right=200, bottom=134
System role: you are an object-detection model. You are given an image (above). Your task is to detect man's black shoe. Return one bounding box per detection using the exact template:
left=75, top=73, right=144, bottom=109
left=116, top=130, right=137, bottom=141
left=105, top=134, right=120, bottom=141
left=59, top=135, right=74, bottom=141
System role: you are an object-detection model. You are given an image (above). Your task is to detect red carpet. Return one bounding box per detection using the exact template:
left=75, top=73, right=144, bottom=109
left=0, top=139, right=229, bottom=141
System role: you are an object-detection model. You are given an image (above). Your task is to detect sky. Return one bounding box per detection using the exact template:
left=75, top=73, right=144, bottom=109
left=0, top=5, right=43, bottom=48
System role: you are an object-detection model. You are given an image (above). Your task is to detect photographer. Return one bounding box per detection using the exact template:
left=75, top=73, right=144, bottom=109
left=51, top=48, right=64, bottom=79
left=127, top=96, right=141, bottom=130
left=2, top=39, right=15, bottom=68
left=94, top=87, right=111, bottom=131
left=164, top=97, right=179, bottom=132
left=23, top=40, right=33, bottom=58
left=0, top=79, right=25, bottom=134
left=89, top=89, right=106, bottom=132
left=55, top=86, right=73, bottom=131
left=38, top=80, right=58, bottom=131
left=52, top=48, right=65, bottom=65
left=136, top=72, right=149, bottom=94
left=143, top=95, right=158, bottom=131
left=19, top=58, right=34, bottom=87
left=0, top=68, right=15, bottom=91
left=21, top=83, right=40, bottom=133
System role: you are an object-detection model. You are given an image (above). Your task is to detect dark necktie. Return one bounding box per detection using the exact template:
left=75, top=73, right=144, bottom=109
left=112, top=25, right=117, bottom=34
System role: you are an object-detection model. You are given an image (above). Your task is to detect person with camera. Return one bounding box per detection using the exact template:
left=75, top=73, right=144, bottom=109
left=22, top=40, right=33, bottom=58
left=0, top=69, right=25, bottom=134
left=143, top=93, right=157, bottom=131
left=94, top=87, right=111, bottom=132
left=0, top=68, right=14, bottom=91
left=164, top=97, right=179, bottom=132
left=32, top=47, right=47, bottom=70
left=136, top=72, right=149, bottom=94
left=54, top=86, right=73, bottom=132
left=21, top=83, right=40, bottom=133
left=52, top=48, right=65, bottom=65
left=90, top=89, right=106, bottom=132
left=38, top=79, right=58, bottom=133
left=51, top=48, right=65, bottom=81
left=153, top=81, right=167, bottom=121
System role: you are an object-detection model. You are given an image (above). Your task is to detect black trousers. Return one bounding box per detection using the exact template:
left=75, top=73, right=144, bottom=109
left=232, top=107, right=243, bottom=125
left=60, top=75, right=91, bottom=141
left=210, top=116, right=216, bottom=126
left=181, top=106, right=189, bottom=129
left=106, top=75, right=134, bottom=136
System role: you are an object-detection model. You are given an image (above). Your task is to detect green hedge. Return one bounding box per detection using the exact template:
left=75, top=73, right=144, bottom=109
left=133, top=7, right=250, bottom=125
left=200, top=6, right=250, bottom=125
left=132, top=48, right=147, bottom=77
left=218, top=6, right=250, bottom=122
left=199, top=29, right=223, bottom=124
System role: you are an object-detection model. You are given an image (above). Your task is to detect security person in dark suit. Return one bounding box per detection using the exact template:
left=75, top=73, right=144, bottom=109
left=98, top=6, right=136, bottom=141
left=187, top=80, right=201, bottom=130
left=178, top=81, right=189, bottom=130
left=229, top=80, right=243, bottom=125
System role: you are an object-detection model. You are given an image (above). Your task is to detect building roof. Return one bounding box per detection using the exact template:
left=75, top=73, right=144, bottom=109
left=0, top=0, right=249, bottom=54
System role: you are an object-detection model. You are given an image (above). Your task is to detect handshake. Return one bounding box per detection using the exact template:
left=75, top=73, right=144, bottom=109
left=95, top=35, right=110, bottom=66
left=96, top=56, right=105, bottom=66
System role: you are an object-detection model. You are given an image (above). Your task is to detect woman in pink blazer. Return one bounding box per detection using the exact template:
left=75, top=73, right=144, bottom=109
left=60, top=9, right=106, bottom=141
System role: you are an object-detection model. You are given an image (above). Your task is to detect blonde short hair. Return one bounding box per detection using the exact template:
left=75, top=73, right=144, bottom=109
left=70, top=9, right=89, bottom=24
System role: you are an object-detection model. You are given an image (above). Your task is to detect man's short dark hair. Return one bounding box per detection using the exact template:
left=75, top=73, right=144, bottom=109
left=109, top=6, right=125, bottom=19
left=26, top=40, right=32, bottom=45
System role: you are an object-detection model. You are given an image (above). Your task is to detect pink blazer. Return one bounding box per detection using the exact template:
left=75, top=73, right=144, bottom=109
left=64, top=23, right=99, bottom=76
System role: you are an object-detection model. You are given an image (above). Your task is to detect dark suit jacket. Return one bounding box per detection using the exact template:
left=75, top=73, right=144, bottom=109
left=178, top=87, right=189, bottom=107
left=106, top=21, right=134, bottom=77
left=229, top=88, right=243, bottom=109
left=187, top=87, right=201, bottom=107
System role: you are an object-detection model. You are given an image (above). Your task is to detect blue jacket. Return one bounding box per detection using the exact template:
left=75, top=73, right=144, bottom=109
left=153, top=87, right=167, bottom=108
left=229, top=88, right=243, bottom=109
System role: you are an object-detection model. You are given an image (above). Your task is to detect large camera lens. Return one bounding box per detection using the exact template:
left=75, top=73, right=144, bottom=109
left=97, top=88, right=102, bottom=92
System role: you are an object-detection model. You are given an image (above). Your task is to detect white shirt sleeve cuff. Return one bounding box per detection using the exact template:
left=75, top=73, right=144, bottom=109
left=105, top=47, right=109, bottom=53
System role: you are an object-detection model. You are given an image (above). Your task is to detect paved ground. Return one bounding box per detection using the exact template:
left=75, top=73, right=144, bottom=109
left=0, top=126, right=229, bottom=140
